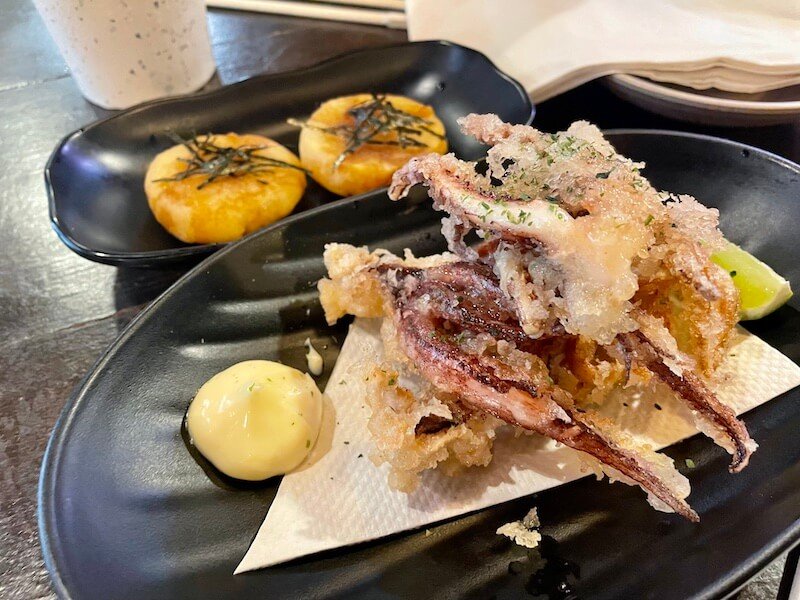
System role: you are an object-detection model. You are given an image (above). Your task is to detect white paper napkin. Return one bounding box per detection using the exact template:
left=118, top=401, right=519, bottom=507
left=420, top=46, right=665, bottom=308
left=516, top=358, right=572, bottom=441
left=237, top=317, right=800, bottom=573
left=405, top=0, right=800, bottom=101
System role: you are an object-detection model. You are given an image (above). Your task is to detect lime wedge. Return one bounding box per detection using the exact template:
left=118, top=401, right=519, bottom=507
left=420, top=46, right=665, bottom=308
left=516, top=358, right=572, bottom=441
left=711, top=241, right=793, bottom=320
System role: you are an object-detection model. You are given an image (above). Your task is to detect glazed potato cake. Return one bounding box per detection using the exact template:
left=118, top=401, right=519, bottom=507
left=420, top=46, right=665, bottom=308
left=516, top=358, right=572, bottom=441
left=297, top=94, right=447, bottom=196
left=145, top=133, right=306, bottom=244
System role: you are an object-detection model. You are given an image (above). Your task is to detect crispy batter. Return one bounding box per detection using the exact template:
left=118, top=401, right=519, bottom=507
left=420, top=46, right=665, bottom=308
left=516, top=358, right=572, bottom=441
left=318, top=114, right=755, bottom=520
left=388, top=115, right=754, bottom=472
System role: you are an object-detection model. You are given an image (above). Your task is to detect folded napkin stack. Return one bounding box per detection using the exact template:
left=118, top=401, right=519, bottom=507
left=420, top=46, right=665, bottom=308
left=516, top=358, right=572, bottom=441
left=406, top=0, right=800, bottom=101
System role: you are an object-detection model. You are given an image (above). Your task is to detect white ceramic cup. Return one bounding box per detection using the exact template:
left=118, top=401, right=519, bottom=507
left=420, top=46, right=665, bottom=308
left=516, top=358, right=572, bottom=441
left=33, top=0, right=216, bottom=109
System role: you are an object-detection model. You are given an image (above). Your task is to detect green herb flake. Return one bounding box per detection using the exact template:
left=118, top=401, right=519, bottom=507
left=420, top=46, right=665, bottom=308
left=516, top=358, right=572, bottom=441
left=595, top=170, right=612, bottom=179
left=247, top=382, right=255, bottom=392
left=730, top=270, right=737, bottom=277
left=306, top=439, right=311, bottom=449
left=644, top=214, right=654, bottom=226
left=387, top=377, right=396, bottom=386
left=557, top=136, right=579, bottom=156
left=685, top=458, right=696, bottom=468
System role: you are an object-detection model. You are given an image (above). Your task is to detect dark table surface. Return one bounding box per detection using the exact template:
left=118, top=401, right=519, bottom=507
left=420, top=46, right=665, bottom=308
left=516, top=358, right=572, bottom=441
left=1, top=0, right=798, bottom=598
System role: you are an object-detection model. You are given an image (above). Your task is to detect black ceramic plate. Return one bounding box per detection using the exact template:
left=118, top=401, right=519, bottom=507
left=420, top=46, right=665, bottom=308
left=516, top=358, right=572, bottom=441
left=45, top=41, right=533, bottom=267
left=40, top=132, right=800, bottom=599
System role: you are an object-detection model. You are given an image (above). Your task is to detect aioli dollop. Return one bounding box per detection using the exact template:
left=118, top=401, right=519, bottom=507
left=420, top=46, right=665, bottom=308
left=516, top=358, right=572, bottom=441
left=186, top=360, right=323, bottom=480
left=304, top=337, right=324, bottom=376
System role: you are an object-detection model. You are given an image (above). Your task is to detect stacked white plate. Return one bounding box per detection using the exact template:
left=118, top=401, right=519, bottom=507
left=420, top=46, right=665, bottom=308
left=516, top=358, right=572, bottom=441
left=605, top=76, right=800, bottom=126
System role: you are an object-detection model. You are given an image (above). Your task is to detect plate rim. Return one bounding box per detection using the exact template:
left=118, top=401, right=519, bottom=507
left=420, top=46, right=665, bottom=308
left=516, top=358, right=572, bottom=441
left=44, top=39, right=534, bottom=267
left=38, top=130, right=800, bottom=599
left=609, top=73, right=800, bottom=113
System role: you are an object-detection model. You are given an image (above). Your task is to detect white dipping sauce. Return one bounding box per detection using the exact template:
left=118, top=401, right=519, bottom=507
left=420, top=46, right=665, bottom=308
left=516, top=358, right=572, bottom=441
left=186, top=360, right=322, bottom=480
left=304, top=338, right=324, bottom=376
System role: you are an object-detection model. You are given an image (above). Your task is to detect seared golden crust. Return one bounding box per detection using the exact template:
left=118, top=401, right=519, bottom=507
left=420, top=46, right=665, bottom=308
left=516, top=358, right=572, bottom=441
left=145, top=133, right=306, bottom=244
left=299, top=94, right=447, bottom=196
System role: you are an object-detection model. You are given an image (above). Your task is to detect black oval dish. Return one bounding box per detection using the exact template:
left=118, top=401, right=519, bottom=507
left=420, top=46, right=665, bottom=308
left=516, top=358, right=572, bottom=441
left=40, top=132, right=800, bottom=599
left=45, top=40, right=533, bottom=267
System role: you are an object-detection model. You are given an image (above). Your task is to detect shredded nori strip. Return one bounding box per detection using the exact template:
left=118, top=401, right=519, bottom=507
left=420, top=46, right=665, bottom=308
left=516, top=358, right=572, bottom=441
left=154, top=132, right=307, bottom=189
left=288, top=93, right=445, bottom=169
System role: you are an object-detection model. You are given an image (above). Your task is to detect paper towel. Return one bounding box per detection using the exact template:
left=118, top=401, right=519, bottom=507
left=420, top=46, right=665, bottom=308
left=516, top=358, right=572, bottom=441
left=236, top=317, right=800, bottom=573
